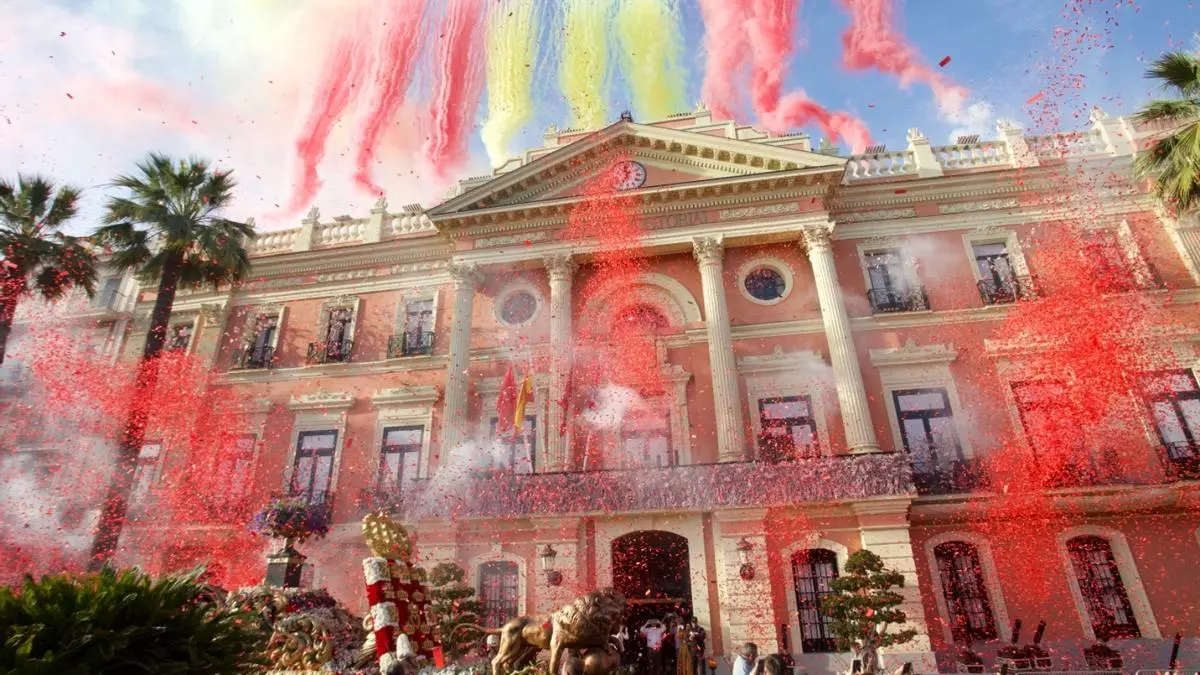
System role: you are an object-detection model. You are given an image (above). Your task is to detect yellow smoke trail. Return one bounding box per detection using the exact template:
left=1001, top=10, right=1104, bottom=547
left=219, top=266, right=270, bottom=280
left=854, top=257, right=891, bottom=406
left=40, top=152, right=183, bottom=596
left=614, top=0, right=685, bottom=121
left=481, top=0, right=538, bottom=167
left=558, top=0, right=612, bottom=130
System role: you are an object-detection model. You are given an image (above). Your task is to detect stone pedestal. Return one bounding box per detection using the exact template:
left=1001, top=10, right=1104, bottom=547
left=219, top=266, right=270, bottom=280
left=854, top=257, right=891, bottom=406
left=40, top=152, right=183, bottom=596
left=265, top=542, right=306, bottom=588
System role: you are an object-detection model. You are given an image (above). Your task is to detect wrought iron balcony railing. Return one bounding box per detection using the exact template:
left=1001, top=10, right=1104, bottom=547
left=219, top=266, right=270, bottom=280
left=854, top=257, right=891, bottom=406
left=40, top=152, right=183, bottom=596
left=387, top=331, right=435, bottom=358
left=1160, top=440, right=1200, bottom=480
left=867, top=286, right=930, bottom=314
left=306, top=340, right=353, bottom=365
left=977, top=275, right=1039, bottom=305
left=912, top=458, right=989, bottom=495
left=231, top=344, right=275, bottom=370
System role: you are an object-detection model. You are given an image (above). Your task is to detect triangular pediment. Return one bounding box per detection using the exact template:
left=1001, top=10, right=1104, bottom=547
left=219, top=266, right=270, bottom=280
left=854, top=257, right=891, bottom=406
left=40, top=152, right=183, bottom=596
left=429, top=120, right=846, bottom=216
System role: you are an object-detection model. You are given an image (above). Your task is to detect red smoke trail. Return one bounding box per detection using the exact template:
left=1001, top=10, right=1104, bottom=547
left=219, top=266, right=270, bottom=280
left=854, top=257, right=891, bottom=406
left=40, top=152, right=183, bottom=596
left=698, top=0, right=872, bottom=152
left=289, top=17, right=373, bottom=213
left=697, top=0, right=751, bottom=121
left=836, top=0, right=968, bottom=113
left=420, top=0, right=487, bottom=181
left=353, top=0, right=428, bottom=196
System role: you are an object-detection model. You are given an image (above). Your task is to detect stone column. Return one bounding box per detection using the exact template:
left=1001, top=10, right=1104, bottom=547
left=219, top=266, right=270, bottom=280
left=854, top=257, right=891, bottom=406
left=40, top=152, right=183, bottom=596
left=802, top=224, right=880, bottom=453
left=442, top=262, right=480, bottom=453
left=693, top=236, right=746, bottom=462
left=544, top=254, right=577, bottom=472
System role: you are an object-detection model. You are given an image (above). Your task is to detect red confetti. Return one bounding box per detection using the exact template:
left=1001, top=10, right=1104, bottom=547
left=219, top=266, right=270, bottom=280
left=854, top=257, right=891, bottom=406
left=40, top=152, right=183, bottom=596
left=894, top=188, right=907, bottom=194
left=1026, top=91, right=1045, bottom=104
left=938, top=55, right=951, bottom=67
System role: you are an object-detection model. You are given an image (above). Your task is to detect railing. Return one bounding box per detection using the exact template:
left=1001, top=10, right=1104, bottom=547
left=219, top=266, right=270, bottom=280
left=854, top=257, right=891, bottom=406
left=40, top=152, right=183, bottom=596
left=844, top=150, right=916, bottom=180
left=977, top=275, right=1039, bottom=305
left=268, top=489, right=335, bottom=528
left=249, top=228, right=300, bottom=255
left=387, top=331, right=435, bottom=358
left=312, top=219, right=366, bottom=247
left=1160, top=440, right=1200, bottom=480
left=306, top=340, right=353, bottom=365
left=1026, top=128, right=1108, bottom=159
left=868, top=286, right=930, bottom=314
left=913, top=458, right=989, bottom=495
left=935, top=141, right=1011, bottom=169
left=359, top=453, right=913, bottom=520
left=231, top=344, right=275, bottom=370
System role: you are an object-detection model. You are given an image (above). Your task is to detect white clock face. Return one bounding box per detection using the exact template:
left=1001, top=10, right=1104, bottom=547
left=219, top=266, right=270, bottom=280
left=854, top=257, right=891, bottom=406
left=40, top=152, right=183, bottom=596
left=611, top=161, right=647, bottom=191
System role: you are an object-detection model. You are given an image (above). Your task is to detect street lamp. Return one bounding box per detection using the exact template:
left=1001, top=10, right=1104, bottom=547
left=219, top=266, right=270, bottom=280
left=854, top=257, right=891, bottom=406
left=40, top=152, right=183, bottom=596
left=539, top=544, right=563, bottom=586
left=736, top=538, right=756, bottom=581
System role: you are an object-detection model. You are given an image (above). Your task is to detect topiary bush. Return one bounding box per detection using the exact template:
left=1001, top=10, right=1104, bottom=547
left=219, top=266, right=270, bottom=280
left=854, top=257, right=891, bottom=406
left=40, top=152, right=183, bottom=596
left=0, top=567, right=267, bottom=674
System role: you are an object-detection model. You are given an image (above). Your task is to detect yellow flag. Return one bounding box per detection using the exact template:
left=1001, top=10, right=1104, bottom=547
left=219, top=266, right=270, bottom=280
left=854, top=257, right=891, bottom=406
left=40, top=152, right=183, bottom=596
left=513, top=374, right=534, bottom=432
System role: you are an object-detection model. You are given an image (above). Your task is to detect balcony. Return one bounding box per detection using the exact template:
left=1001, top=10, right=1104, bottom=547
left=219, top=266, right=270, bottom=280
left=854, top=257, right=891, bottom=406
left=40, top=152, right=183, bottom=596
left=306, top=340, right=353, bottom=365
left=977, top=275, right=1038, bottom=305
left=355, top=453, right=913, bottom=520
left=387, top=331, right=435, bottom=358
left=867, top=287, right=929, bottom=314
left=231, top=344, right=275, bottom=370
left=265, top=489, right=335, bottom=528
left=1160, top=440, right=1200, bottom=480
left=1096, top=263, right=1165, bottom=294
left=912, top=458, right=989, bottom=495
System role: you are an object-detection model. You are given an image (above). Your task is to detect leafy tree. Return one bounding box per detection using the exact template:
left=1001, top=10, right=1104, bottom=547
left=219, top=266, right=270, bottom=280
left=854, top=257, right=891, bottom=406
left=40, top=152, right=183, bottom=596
left=1134, top=47, right=1200, bottom=213
left=427, top=562, right=485, bottom=660
left=0, top=175, right=97, bottom=363
left=822, top=550, right=916, bottom=672
left=0, top=567, right=267, bottom=674
left=87, top=154, right=256, bottom=569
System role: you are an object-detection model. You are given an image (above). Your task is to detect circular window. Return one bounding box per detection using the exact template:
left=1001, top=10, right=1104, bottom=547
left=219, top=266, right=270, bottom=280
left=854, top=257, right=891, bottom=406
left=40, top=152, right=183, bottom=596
left=499, top=290, right=538, bottom=325
left=744, top=267, right=786, bottom=301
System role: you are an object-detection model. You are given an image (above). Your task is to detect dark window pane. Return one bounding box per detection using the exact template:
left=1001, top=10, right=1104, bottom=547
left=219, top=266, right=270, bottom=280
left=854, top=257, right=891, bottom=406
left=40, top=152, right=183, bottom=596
left=934, top=541, right=997, bottom=643
left=792, top=549, right=838, bottom=652
left=745, top=267, right=787, bottom=301
left=1066, top=536, right=1140, bottom=641
left=479, top=561, right=520, bottom=628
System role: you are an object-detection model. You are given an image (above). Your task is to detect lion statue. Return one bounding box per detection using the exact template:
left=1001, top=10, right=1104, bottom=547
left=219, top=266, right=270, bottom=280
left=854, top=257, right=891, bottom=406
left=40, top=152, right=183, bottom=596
left=455, top=588, right=626, bottom=675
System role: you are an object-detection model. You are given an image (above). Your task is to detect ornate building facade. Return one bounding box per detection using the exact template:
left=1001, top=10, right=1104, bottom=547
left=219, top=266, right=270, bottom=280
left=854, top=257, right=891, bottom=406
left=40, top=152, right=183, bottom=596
left=4, top=107, right=1200, bottom=672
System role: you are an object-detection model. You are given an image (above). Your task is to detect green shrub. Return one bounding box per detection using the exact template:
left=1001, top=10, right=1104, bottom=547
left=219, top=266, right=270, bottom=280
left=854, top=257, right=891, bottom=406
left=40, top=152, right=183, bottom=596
left=0, top=567, right=267, bottom=674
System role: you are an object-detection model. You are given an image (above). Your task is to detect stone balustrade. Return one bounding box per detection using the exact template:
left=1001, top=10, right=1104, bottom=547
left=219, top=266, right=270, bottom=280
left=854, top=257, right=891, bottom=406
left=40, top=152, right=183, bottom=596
left=311, top=218, right=365, bottom=247
left=934, top=140, right=1011, bottom=169
left=845, top=150, right=917, bottom=180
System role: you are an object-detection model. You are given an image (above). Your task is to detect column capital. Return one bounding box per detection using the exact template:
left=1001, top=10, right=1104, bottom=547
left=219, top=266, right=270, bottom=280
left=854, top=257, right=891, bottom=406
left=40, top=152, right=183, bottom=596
left=543, top=253, right=578, bottom=280
left=692, top=235, right=725, bottom=267
left=447, top=261, right=482, bottom=288
left=800, top=224, right=834, bottom=253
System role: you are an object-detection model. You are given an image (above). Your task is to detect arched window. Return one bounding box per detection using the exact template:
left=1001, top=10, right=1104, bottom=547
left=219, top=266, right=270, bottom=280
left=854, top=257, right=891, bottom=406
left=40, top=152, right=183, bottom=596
left=1066, top=536, right=1140, bottom=641
left=934, top=541, right=997, bottom=643
left=791, top=549, right=838, bottom=652
left=479, top=560, right=520, bottom=628
left=614, top=303, right=668, bottom=333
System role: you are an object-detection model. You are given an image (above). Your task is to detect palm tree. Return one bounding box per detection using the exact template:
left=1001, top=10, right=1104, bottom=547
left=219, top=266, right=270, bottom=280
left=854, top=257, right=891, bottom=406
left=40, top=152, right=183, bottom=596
left=1133, top=49, right=1200, bottom=213
left=0, top=176, right=98, bottom=364
left=87, top=153, right=255, bottom=570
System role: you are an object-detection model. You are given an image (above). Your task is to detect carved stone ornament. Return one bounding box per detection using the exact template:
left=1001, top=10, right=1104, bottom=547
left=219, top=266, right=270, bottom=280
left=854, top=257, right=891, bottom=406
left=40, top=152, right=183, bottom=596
left=801, top=224, right=834, bottom=252
left=692, top=236, right=724, bottom=266
left=304, top=206, right=320, bottom=222
left=868, top=338, right=958, bottom=367
left=544, top=253, right=578, bottom=280
left=447, top=261, right=482, bottom=288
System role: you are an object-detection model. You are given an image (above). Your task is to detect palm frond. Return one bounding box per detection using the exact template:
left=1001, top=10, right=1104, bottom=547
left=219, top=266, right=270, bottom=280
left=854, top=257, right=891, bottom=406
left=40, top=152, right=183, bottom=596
left=1146, top=51, right=1200, bottom=98
left=1133, top=98, right=1200, bottom=125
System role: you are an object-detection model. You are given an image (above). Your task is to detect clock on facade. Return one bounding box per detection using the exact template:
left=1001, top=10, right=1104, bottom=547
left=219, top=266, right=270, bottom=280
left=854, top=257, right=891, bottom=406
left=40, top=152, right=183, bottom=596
left=610, top=160, right=647, bottom=190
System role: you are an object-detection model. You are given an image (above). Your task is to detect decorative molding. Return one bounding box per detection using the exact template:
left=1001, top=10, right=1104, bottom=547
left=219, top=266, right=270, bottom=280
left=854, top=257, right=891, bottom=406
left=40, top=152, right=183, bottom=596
left=371, top=386, right=441, bottom=408
left=543, top=253, right=578, bottom=280
left=838, top=207, right=917, bottom=224
left=938, top=198, right=1019, bottom=214
left=477, top=231, right=551, bottom=248
left=718, top=202, right=800, bottom=221
left=692, top=235, right=725, bottom=266
left=869, top=339, right=959, bottom=367
left=737, top=345, right=827, bottom=376
left=801, top=224, right=833, bottom=252
left=287, top=391, right=355, bottom=411
left=447, top=261, right=482, bottom=288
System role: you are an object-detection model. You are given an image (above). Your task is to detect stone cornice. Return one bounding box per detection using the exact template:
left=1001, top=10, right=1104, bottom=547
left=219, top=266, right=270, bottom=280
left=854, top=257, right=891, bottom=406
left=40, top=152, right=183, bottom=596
left=287, top=390, right=355, bottom=411
left=371, top=386, right=441, bottom=408
left=737, top=345, right=826, bottom=375
left=869, top=339, right=958, bottom=367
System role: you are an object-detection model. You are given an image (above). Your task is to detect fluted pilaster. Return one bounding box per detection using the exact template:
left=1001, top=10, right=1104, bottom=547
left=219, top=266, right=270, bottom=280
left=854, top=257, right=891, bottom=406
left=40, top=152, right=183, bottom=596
left=802, top=224, right=879, bottom=453
left=544, top=254, right=577, bottom=471
left=693, top=236, right=747, bottom=462
left=443, top=262, right=481, bottom=453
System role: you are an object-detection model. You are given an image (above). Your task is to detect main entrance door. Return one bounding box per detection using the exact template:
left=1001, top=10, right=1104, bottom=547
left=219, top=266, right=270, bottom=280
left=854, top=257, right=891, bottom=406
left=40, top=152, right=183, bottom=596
left=612, top=530, right=692, bottom=628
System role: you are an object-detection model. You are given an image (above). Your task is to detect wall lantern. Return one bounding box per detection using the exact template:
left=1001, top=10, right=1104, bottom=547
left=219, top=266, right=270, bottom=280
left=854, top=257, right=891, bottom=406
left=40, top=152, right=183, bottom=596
left=539, top=544, right=563, bottom=586
left=736, top=538, right=756, bottom=581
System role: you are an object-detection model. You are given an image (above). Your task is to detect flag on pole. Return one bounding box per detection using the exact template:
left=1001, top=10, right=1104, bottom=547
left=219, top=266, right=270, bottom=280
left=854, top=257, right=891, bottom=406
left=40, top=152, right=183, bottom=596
left=513, top=372, right=534, bottom=433
left=496, top=365, right=518, bottom=439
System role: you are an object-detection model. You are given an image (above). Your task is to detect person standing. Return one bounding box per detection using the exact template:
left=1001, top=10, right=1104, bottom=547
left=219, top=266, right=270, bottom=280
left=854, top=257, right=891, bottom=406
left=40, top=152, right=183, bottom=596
left=641, top=619, right=667, bottom=675
left=676, top=620, right=693, bottom=675
left=731, top=643, right=758, bottom=675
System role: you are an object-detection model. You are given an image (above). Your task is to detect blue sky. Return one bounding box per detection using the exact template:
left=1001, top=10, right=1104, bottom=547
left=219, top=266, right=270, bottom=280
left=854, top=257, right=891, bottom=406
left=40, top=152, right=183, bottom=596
left=0, top=0, right=1193, bottom=231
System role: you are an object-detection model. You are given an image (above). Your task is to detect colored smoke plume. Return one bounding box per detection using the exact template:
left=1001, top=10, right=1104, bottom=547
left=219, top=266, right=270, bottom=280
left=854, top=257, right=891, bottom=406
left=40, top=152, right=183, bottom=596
left=353, top=0, right=428, bottom=195
left=697, top=0, right=749, bottom=121
left=837, top=0, right=968, bottom=115
left=614, top=0, right=686, bottom=121
left=558, top=0, right=613, bottom=130
left=421, top=0, right=488, bottom=181
left=289, top=10, right=373, bottom=213
left=481, top=0, right=539, bottom=168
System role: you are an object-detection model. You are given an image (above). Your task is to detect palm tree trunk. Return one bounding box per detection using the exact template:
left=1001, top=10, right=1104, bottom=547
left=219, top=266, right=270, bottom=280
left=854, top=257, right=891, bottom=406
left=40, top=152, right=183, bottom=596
left=87, top=252, right=182, bottom=570
left=0, top=270, right=25, bottom=365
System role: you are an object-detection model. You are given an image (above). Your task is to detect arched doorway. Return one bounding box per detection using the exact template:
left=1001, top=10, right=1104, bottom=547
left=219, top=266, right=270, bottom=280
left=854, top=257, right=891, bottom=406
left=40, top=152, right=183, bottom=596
left=612, top=530, right=692, bottom=629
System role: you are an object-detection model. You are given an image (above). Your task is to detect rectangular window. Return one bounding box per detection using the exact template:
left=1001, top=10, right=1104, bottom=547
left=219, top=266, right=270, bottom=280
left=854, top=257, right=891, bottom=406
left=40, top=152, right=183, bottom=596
left=242, top=314, right=278, bottom=369
left=792, top=549, right=838, bottom=653
left=479, top=560, right=520, bottom=628
left=378, top=425, right=423, bottom=491
left=402, top=300, right=435, bottom=356
left=317, top=308, right=353, bottom=363
left=758, top=396, right=819, bottom=462
left=489, top=417, right=536, bottom=474
left=167, top=322, right=193, bottom=351
left=1066, top=536, right=1140, bottom=641
left=215, top=435, right=256, bottom=504
left=619, top=411, right=673, bottom=468
left=864, top=250, right=925, bottom=313
left=893, top=388, right=962, bottom=474
left=1083, top=230, right=1136, bottom=292
left=973, top=242, right=1020, bottom=304
left=291, top=430, right=337, bottom=502
left=934, top=541, right=998, bottom=643
left=129, top=443, right=162, bottom=518
left=1142, top=370, right=1200, bottom=467
left=94, top=277, right=122, bottom=309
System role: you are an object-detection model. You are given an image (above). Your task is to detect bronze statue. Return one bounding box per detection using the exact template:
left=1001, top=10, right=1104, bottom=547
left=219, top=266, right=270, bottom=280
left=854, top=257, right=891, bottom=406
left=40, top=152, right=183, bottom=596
left=455, top=588, right=626, bottom=675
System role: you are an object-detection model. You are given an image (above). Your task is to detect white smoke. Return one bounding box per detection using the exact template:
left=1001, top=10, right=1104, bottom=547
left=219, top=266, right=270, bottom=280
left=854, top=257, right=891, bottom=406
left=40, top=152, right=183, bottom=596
left=581, top=384, right=644, bottom=431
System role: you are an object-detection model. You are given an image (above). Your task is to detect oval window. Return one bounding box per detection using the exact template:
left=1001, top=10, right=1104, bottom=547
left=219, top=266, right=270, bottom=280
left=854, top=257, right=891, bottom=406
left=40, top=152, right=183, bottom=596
left=744, top=267, right=786, bottom=301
